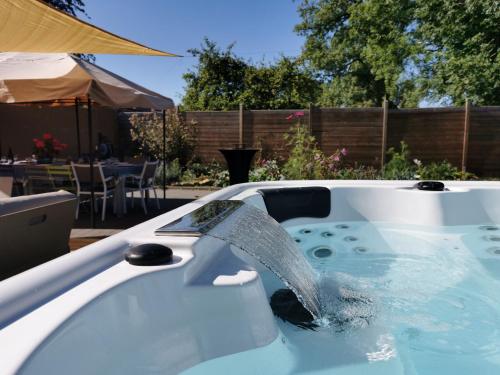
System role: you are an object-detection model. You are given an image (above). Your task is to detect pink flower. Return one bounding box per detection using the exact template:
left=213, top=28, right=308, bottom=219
left=333, top=155, right=340, bottom=162
left=285, top=114, right=294, bottom=120
left=341, top=148, right=348, bottom=156
left=294, top=111, right=305, bottom=117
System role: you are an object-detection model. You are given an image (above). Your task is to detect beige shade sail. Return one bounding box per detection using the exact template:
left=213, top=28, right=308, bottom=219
left=0, top=52, right=174, bottom=109
left=0, top=0, right=178, bottom=56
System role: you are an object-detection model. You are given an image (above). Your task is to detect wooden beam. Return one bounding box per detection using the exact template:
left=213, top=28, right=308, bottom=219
left=239, top=103, right=244, bottom=147
left=380, top=99, right=389, bottom=168
left=461, top=98, right=471, bottom=173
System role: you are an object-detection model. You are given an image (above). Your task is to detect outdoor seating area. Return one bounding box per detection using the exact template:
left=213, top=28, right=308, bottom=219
left=0, top=159, right=162, bottom=221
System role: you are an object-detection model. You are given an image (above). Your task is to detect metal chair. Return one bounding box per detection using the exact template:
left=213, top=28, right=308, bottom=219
left=24, top=165, right=53, bottom=194
left=124, top=161, right=160, bottom=214
left=70, top=162, right=117, bottom=221
left=47, top=165, right=75, bottom=193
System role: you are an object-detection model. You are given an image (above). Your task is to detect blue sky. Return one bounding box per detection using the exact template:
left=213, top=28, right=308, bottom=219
left=84, top=0, right=304, bottom=104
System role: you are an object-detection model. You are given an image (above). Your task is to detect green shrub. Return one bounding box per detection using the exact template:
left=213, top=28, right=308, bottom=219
left=129, top=110, right=196, bottom=166
left=250, top=159, right=284, bottom=182
left=282, top=114, right=348, bottom=180
left=415, top=160, right=476, bottom=180
left=334, top=165, right=380, bottom=180
left=282, top=123, right=318, bottom=180
left=381, top=141, right=416, bottom=180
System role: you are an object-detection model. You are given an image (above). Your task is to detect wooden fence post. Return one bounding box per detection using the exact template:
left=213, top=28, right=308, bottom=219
left=380, top=99, right=389, bottom=169
left=239, top=103, right=244, bottom=147
left=461, top=98, right=471, bottom=173
left=308, top=103, right=314, bottom=134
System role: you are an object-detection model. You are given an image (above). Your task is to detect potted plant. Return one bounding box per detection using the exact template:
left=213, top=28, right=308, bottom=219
left=32, top=133, right=68, bottom=164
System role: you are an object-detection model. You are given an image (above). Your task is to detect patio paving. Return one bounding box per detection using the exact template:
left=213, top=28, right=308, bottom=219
left=69, top=187, right=216, bottom=250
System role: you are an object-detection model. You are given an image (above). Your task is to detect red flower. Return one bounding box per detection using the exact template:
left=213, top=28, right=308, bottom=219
left=42, top=133, right=52, bottom=140
left=35, top=140, right=44, bottom=148
left=285, top=114, right=294, bottom=120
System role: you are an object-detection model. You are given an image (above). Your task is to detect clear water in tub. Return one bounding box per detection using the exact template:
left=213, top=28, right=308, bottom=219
left=183, top=222, right=500, bottom=374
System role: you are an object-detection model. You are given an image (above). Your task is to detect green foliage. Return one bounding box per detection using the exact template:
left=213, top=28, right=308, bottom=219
left=164, top=159, right=182, bottom=183
left=296, top=0, right=418, bottom=107
left=415, top=0, right=500, bottom=105
left=295, top=0, right=500, bottom=106
left=333, top=165, right=380, bottom=180
left=415, top=160, right=476, bottom=181
left=129, top=110, right=196, bottom=167
left=249, top=159, right=284, bottom=182
left=381, top=141, right=416, bottom=180
left=175, top=160, right=230, bottom=187
left=282, top=122, right=319, bottom=180
left=282, top=113, right=348, bottom=179
left=182, top=39, right=320, bottom=110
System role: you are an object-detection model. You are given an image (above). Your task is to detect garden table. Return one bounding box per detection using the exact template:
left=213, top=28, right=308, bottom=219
left=102, top=163, right=143, bottom=217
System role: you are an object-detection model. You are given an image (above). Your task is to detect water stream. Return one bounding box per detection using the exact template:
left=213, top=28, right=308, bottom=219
left=156, top=200, right=322, bottom=319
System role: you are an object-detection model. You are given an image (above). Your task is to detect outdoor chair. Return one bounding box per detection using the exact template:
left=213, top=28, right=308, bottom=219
left=24, top=165, right=53, bottom=195
left=124, top=160, right=160, bottom=214
left=71, top=162, right=118, bottom=221
left=47, top=165, right=75, bottom=193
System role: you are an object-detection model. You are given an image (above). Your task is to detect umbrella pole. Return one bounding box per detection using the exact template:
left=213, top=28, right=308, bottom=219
left=87, top=96, right=95, bottom=228
left=75, top=97, right=81, bottom=158
left=162, top=109, right=166, bottom=200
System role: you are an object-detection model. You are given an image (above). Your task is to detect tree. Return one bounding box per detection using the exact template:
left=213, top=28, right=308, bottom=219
left=182, top=39, right=248, bottom=111
left=182, top=38, right=320, bottom=110
left=295, top=0, right=500, bottom=107
left=415, top=0, right=500, bottom=105
left=42, top=0, right=86, bottom=17
left=295, top=0, right=417, bottom=107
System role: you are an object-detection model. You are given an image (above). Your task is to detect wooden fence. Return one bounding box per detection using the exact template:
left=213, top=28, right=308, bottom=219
left=183, top=102, right=500, bottom=177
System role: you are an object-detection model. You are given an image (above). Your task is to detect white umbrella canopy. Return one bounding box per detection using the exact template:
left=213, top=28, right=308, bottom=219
left=0, top=52, right=174, bottom=109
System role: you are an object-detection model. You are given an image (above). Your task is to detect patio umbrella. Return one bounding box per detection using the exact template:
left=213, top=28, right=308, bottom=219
left=0, top=52, right=174, bottom=226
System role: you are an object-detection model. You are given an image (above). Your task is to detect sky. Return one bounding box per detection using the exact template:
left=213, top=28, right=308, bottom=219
left=84, top=0, right=304, bottom=104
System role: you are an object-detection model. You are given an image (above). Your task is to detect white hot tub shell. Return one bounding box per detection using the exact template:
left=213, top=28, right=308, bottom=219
left=2, top=180, right=500, bottom=374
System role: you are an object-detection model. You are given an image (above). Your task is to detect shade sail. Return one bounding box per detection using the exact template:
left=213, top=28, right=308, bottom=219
left=0, top=0, right=178, bottom=56
left=0, top=52, right=174, bottom=109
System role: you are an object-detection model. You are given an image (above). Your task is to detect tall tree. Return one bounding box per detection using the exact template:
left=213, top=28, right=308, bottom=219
left=295, top=0, right=417, bottom=107
left=295, top=0, right=499, bottom=107
left=415, top=0, right=500, bottom=105
left=182, top=39, right=320, bottom=110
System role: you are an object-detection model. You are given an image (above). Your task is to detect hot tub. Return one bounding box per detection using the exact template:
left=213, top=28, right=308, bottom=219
left=1, top=180, right=500, bottom=374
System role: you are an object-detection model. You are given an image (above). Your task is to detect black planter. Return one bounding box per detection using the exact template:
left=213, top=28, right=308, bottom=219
left=219, top=148, right=258, bottom=185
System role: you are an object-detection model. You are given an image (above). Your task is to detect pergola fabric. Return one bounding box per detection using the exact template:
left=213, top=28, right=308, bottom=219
left=0, top=52, right=174, bottom=109
left=0, top=0, right=177, bottom=56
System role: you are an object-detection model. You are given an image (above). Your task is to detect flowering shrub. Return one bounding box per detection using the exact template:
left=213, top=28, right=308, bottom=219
left=32, top=133, right=68, bottom=160
left=129, top=110, right=196, bottom=166
left=250, top=159, right=284, bottom=181
left=282, top=112, right=348, bottom=179
left=381, top=141, right=416, bottom=180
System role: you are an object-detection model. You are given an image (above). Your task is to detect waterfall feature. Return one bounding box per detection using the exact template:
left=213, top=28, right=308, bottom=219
left=156, top=200, right=322, bottom=319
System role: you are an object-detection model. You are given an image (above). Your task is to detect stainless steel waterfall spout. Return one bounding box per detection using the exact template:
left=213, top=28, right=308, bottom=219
left=155, top=200, right=322, bottom=320
left=155, top=200, right=246, bottom=237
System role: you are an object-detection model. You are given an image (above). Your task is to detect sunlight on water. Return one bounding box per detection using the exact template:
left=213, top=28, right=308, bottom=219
left=184, top=221, right=500, bottom=375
